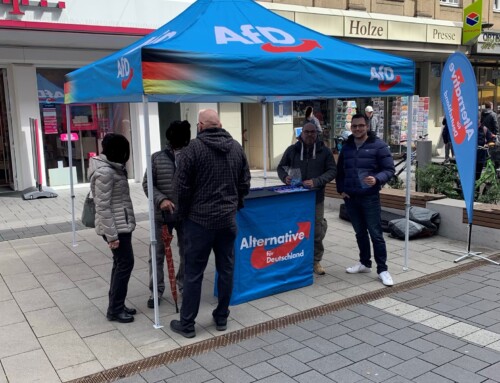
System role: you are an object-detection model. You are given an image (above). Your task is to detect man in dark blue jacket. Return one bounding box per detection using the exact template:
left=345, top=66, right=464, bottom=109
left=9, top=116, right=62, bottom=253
left=277, top=123, right=337, bottom=275
left=336, top=114, right=395, bottom=286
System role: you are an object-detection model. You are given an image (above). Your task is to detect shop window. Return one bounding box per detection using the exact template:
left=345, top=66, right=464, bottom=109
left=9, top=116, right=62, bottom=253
left=37, top=69, right=134, bottom=186
left=440, top=0, right=460, bottom=6
left=293, top=100, right=330, bottom=147
left=495, top=0, right=500, bottom=10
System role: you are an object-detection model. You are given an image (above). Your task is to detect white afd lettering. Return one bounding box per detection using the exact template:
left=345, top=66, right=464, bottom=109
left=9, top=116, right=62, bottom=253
left=117, top=57, right=130, bottom=79
left=215, top=24, right=295, bottom=45
left=370, top=66, right=395, bottom=81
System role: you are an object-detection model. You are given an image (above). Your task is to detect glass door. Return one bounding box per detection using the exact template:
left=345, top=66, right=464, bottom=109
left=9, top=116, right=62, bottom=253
left=0, top=70, right=13, bottom=188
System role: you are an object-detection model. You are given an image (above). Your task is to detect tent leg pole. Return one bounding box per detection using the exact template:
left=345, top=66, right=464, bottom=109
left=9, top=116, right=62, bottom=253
left=66, top=106, right=77, bottom=248
left=143, top=95, right=162, bottom=329
left=262, top=102, right=267, bottom=186
left=403, top=98, right=413, bottom=271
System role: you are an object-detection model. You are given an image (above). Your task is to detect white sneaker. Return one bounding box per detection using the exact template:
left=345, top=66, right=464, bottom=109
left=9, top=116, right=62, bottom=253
left=346, top=263, right=372, bottom=274
left=378, top=271, right=394, bottom=286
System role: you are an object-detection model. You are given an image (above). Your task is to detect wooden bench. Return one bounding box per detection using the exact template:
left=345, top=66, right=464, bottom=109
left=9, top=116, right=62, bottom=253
left=325, top=181, right=446, bottom=210
left=462, top=204, right=500, bottom=229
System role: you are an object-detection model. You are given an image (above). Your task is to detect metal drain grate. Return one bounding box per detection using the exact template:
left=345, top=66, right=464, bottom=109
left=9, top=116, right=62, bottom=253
left=69, top=253, right=500, bottom=383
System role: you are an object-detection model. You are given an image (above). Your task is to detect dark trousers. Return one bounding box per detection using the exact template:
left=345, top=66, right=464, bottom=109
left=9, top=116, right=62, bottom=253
left=105, top=233, right=135, bottom=315
left=314, top=201, right=328, bottom=262
left=344, top=194, right=388, bottom=274
left=180, top=218, right=237, bottom=329
left=148, top=219, right=185, bottom=296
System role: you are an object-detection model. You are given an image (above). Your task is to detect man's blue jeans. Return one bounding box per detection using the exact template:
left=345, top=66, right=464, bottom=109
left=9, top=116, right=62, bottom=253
left=344, top=193, right=388, bottom=274
left=180, top=218, right=237, bottom=330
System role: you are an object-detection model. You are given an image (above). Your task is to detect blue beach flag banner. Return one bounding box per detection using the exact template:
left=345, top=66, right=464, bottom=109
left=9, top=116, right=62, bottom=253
left=217, top=191, right=315, bottom=305
left=440, top=52, right=478, bottom=224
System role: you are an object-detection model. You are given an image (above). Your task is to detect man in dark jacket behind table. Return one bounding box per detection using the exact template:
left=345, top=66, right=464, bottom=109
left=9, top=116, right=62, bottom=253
left=336, top=113, right=395, bottom=287
left=170, top=109, right=251, bottom=339
left=481, top=101, right=499, bottom=135
left=277, top=122, right=337, bottom=276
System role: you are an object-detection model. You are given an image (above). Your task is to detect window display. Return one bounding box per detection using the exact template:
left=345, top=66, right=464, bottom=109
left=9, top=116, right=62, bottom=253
left=37, top=68, right=134, bottom=186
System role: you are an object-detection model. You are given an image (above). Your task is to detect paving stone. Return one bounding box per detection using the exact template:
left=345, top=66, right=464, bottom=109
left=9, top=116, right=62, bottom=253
left=341, top=316, right=377, bottom=331
left=409, top=323, right=435, bottom=335
left=1, top=349, right=60, bottom=383
left=258, top=330, right=289, bottom=344
left=297, top=319, right=327, bottom=332
left=405, top=338, right=440, bottom=353
left=215, top=344, right=248, bottom=359
left=295, top=370, right=335, bottom=383
left=349, top=328, right=388, bottom=346
left=167, top=368, right=215, bottom=383
left=263, top=338, right=304, bottom=357
left=338, top=343, right=380, bottom=363
left=347, top=360, right=395, bottom=383
left=229, top=349, right=274, bottom=369
left=389, top=358, right=435, bottom=379
left=367, top=352, right=403, bottom=369
left=307, top=353, right=352, bottom=374
left=165, top=358, right=201, bottom=376
left=268, top=354, right=310, bottom=377
left=374, top=314, right=413, bottom=329
left=377, top=341, right=421, bottom=361
left=314, top=324, right=351, bottom=340
left=116, top=375, right=147, bottom=383
left=417, top=346, right=462, bottom=366
left=422, top=332, right=467, bottom=350
left=385, top=327, right=425, bottom=343
left=414, top=371, right=455, bottom=383
left=349, top=304, right=384, bottom=318
left=244, top=362, right=279, bottom=380
left=192, top=352, right=232, bottom=372
left=433, top=363, right=487, bottom=383
left=277, top=324, right=315, bottom=342
left=330, top=334, right=361, bottom=349
left=140, top=366, right=174, bottom=383
left=478, top=361, right=500, bottom=381
left=366, top=322, right=397, bottom=336
left=288, top=347, right=322, bottom=364
left=450, top=355, right=489, bottom=373
left=212, top=365, right=254, bottom=383
left=302, top=336, right=342, bottom=356
left=255, top=372, right=296, bottom=383
left=326, top=366, right=365, bottom=383
left=333, top=310, right=359, bottom=321
left=239, top=337, right=269, bottom=351
left=456, top=344, right=500, bottom=364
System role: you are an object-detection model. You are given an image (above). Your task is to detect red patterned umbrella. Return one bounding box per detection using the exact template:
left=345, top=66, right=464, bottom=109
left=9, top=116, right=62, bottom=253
left=161, top=214, right=179, bottom=313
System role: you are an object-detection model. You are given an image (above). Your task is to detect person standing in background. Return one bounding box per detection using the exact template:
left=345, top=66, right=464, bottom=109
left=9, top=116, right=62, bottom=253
left=90, top=134, right=137, bottom=323
left=481, top=101, right=499, bottom=135
left=303, top=106, right=322, bottom=134
left=364, top=105, right=379, bottom=135
left=143, top=120, right=191, bottom=309
left=441, top=117, right=454, bottom=164
left=336, top=114, right=395, bottom=287
left=277, top=122, right=337, bottom=276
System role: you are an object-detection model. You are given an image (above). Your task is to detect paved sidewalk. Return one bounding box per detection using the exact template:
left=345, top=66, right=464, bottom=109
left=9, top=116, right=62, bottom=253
left=0, top=172, right=498, bottom=382
left=115, top=264, right=500, bottom=383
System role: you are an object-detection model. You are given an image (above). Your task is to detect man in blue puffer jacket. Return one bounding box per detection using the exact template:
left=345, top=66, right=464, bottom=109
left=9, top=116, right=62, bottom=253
left=336, top=113, right=395, bottom=287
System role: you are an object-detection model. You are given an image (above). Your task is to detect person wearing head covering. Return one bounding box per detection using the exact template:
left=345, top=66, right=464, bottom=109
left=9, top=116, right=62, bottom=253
left=303, top=106, right=323, bottom=134
left=89, top=133, right=136, bottom=323
left=364, top=105, right=379, bottom=135
left=143, top=120, right=191, bottom=309
left=170, top=109, right=250, bottom=339
left=277, top=122, right=337, bottom=276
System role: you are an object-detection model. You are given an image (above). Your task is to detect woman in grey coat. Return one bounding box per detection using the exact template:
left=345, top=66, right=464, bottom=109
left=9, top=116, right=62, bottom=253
left=90, top=134, right=136, bottom=323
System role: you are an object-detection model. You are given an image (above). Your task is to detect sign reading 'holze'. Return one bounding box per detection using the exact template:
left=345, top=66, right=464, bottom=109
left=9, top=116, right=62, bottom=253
left=345, top=18, right=387, bottom=39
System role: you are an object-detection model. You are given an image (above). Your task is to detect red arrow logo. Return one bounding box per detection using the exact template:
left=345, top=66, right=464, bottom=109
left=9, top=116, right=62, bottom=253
left=250, top=222, right=311, bottom=269
left=121, top=68, right=134, bottom=90
left=261, top=39, right=321, bottom=53
left=378, top=75, right=401, bottom=92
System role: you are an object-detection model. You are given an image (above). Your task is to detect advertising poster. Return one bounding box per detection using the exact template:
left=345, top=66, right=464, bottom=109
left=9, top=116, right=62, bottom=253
left=218, top=191, right=315, bottom=305
left=42, top=104, right=58, bottom=134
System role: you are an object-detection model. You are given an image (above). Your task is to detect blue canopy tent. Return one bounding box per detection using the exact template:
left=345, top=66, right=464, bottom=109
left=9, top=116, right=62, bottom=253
left=65, top=0, right=416, bottom=328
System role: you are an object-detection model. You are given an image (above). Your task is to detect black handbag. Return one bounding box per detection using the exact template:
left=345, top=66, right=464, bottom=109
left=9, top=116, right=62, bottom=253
left=81, top=192, right=96, bottom=228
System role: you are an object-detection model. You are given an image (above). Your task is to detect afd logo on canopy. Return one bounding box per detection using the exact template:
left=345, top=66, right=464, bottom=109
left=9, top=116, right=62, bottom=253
left=442, top=62, right=474, bottom=145
left=240, top=222, right=311, bottom=269
left=117, top=29, right=177, bottom=90
left=466, top=12, right=480, bottom=27
left=215, top=24, right=321, bottom=53
left=370, top=66, right=402, bottom=92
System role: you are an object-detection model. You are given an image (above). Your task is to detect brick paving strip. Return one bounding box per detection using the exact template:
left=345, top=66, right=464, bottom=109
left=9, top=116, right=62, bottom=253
left=69, top=254, right=500, bottom=383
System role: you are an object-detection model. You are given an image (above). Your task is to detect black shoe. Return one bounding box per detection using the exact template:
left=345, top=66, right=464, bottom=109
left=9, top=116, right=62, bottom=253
left=124, top=306, right=136, bottom=315
left=213, top=316, right=227, bottom=331
left=106, top=311, right=134, bottom=323
left=170, top=320, right=195, bottom=338
left=147, top=297, right=161, bottom=309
